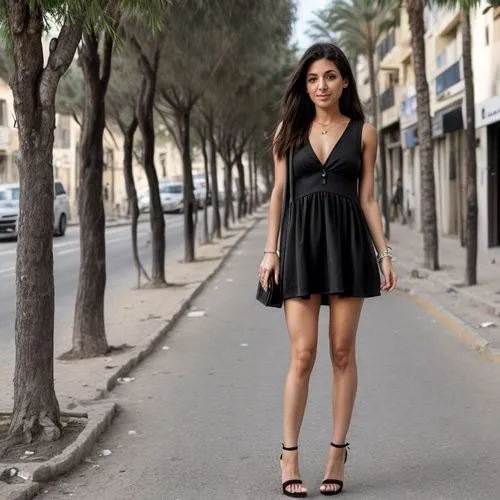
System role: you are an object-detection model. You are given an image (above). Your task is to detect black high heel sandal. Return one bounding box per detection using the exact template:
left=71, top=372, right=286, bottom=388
left=280, top=444, right=307, bottom=498
left=320, top=442, right=349, bottom=496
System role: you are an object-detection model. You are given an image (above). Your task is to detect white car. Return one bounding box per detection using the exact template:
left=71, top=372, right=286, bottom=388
left=0, top=180, right=70, bottom=239
left=137, top=192, right=150, bottom=213
left=160, top=182, right=184, bottom=213
left=193, top=175, right=211, bottom=209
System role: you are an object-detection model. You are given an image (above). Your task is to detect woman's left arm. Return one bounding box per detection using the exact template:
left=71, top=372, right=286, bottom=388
left=358, top=123, right=397, bottom=292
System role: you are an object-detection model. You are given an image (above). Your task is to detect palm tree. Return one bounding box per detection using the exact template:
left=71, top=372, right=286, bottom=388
left=405, top=0, right=440, bottom=270
left=308, top=0, right=399, bottom=238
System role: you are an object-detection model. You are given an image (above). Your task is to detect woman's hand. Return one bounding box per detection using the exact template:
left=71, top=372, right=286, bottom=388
left=380, top=257, right=397, bottom=292
left=259, top=252, right=280, bottom=290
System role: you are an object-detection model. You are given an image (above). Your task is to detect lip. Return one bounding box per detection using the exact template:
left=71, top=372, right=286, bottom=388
left=316, top=94, right=330, bottom=99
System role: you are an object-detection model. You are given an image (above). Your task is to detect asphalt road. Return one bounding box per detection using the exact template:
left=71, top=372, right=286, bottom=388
left=0, top=213, right=197, bottom=365
left=38, top=220, right=500, bottom=499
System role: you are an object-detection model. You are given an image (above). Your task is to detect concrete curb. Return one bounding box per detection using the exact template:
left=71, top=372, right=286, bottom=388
left=400, top=262, right=500, bottom=318
left=397, top=279, right=500, bottom=363
left=441, top=281, right=500, bottom=317
left=104, top=214, right=264, bottom=394
left=1, top=402, right=118, bottom=500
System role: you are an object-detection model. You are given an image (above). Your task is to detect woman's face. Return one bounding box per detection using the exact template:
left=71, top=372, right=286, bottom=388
left=305, top=58, right=347, bottom=109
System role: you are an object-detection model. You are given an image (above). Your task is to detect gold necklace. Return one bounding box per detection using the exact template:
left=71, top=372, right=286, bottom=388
left=313, top=120, right=343, bottom=135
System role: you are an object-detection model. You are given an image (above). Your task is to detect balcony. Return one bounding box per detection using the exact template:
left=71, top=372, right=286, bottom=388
left=380, top=85, right=403, bottom=128
left=436, top=41, right=458, bottom=71
left=434, top=7, right=460, bottom=38
left=0, top=126, right=10, bottom=151
left=377, top=31, right=396, bottom=62
left=379, top=86, right=395, bottom=112
left=435, top=60, right=463, bottom=99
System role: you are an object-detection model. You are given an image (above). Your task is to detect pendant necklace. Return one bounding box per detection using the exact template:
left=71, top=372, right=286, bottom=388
left=313, top=120, right=340, bottom=135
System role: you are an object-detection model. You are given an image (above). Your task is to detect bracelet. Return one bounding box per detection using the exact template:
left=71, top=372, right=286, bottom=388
left=264, top=250, right=278, bottom=255
left=377, top=246, right=394, bottom=262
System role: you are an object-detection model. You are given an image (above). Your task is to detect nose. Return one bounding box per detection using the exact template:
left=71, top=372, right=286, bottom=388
left=318, top=78, right=327, bottom=89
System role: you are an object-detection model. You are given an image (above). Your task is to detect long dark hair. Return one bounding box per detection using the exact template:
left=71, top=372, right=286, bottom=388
left=274, top=43, right=365, bottom=159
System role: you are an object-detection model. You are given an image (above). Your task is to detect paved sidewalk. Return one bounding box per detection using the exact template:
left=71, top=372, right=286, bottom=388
left=390, top=222, right=500, bottom=355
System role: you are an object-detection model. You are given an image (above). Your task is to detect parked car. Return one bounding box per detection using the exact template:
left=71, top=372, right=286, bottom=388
left=137, top=192, right=150, bottom=213
left=192, top=175, right=212, bottom=209
left=160, top=181, right=184, bottom=213
left=0, top=180, right=70, bottom=239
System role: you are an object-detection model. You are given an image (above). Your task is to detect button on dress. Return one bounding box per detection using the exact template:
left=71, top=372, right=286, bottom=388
left=279, top=119, right=381, bottom=305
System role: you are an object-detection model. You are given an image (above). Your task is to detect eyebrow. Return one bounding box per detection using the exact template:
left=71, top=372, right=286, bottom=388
left=307, top=70, right=337, bottom=76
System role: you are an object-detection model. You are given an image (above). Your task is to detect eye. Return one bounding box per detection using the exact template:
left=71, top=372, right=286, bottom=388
left=308, top=77, right=317, bottom=83
left=327, top=73, right=336, bottom=80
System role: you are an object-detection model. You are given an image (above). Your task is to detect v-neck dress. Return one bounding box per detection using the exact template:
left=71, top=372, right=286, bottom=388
left=279, top=119, right=381, bottom=305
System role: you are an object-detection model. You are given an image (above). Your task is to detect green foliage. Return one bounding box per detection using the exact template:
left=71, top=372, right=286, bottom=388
left=0, top=0, right=170, bottom=48
left=106, top=49, right=141, bottom=127
left=432, top=0, right=500, bottom=10
left=56, top=64, right=84, bottom=116
left=308, top=0, right=399, bottom=65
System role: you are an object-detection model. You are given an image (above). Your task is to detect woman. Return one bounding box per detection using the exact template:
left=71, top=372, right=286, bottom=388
left=258, top=43, right=397, bottom=497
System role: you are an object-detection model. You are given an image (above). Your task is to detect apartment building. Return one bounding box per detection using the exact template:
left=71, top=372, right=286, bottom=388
left=358, top=3, right=500, bottom=251
left=473, top=6, right=500, bottom=250
left=0, top=78, right=18, bottom=185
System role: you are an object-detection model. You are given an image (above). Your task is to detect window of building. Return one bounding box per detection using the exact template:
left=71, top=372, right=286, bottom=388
left=0, top=100, right=7, bottom=127
left=55, top=114, right=71, bottom=148
left=55, top=182, right=66, bottom=196
left=377, top=31, right=396, bottom=61
left=435, top=60, right=462, bottom=95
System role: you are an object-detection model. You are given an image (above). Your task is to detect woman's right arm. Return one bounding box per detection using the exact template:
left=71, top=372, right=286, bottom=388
left=259, top=131, right=286, bottom=287
left=264, top=149, right=286, bottom=254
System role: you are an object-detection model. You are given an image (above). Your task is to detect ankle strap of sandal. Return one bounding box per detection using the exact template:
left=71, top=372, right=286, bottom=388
left=330, top=442, right=350, bottom=448
left=282, top=444, right=298, bottom=451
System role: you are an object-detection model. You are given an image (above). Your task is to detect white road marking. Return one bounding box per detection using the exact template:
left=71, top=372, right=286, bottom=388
left=56, top=249, right=78, bottom=256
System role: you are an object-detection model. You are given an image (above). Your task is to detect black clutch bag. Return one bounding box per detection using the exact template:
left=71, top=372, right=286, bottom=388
left=256, top=276, right=283, bottom=308
left=255, top=146, right=293, bottom=310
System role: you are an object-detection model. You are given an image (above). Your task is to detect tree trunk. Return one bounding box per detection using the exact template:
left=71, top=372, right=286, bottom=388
left=136, top=48, right=166, bottom=285
left=366, top=39, right=378, bottom=129
left=121, top=116, right=150, bottom=287
left=7, top=4, right=82, bottom=442
left=462, top=9, right=478, bottom=285
left=253, top=150, right=259, bottom=207
left=263, top=160, right=272, bottom=199
left=199, top=132, right=210, bottom=245
left=180, top=109, right=196, bottom=262
left=367, top=36, right=390, bottom=239
left=235, top=152, right=247, bottom=219
left=223, top=160, right=233, bottom=230
left=379, top=130, right=390, bottom=240
left=229, top=159, right=236, bottom=223
left=248, top=148, right=254, bottom=215
left=407, top=1, right=439, bottom=270
left=72, top=31, right=112, bottom=358
left=208, top=120, right=222, bottom=239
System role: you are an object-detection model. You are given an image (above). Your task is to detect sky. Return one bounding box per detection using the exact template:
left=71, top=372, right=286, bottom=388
left=291, top=0, right=330, bottom=50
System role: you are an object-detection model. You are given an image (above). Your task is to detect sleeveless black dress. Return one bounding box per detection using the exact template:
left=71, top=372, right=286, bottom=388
left=279, top=119, right=381, bottom=305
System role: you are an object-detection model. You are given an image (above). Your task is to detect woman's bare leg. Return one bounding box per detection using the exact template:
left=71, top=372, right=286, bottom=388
left=320, top=295, right=364, bottom=494
left=281, top=295, right=321, bottom=495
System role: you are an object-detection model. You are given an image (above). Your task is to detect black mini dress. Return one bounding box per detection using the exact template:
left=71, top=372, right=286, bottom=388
left=279, top=119, right=381, bottom=305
